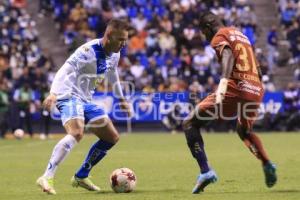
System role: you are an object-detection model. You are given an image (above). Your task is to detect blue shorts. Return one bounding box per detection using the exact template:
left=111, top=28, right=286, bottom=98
left=56, top=98, right=107, bottom=125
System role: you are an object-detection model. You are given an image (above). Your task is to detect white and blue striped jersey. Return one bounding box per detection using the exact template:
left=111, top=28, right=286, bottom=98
left=50, top=39, right=123, bottom=102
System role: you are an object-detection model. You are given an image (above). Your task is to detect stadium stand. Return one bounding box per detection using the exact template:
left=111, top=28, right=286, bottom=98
left=0, top=0, right=55, bottom=137
left=46, top=0, right=264, bottom=93
left=278, top=0, right=300, bottom=63
left=0, top=0, right=299, bottom=137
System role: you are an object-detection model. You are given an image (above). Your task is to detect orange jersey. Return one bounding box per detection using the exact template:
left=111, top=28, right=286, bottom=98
left=211, top=27, right=263, bottom=102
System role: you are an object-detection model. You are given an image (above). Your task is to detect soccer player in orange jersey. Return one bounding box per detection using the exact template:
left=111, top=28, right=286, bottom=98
left=183, top=11, right=277, bottom=193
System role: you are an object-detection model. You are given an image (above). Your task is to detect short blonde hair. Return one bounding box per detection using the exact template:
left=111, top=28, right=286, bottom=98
left=107, top=19, right=130, bottom=31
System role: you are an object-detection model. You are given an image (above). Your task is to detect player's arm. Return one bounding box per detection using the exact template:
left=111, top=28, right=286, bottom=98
left=107, top=67, right=132, bottom=117
left=257, top=65, right=263, bottom=81
left=220, top=47, right=234, bottom=78
left=216, top=47, right=235, bottom=104
left=43, top=64, right=74, bottom=111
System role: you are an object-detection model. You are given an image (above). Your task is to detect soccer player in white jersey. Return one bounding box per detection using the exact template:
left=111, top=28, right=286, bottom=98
left=36, top=19, right=131, bottom=195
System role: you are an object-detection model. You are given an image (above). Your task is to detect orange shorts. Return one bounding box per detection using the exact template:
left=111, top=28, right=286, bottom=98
left=196, top=92, right=262, bottom=131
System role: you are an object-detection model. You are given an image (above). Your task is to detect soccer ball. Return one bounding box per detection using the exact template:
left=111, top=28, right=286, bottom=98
left=110, top=167, right=137, bottom=193
left=14, top=129, right=25, bottom=139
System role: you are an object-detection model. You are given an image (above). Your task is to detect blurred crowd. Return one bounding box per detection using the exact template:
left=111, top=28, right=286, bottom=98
left=278, top=0, right=300, bottom=61
left=0, top=0, right=54, bottom=138
left=0, top=0, right=299, bottom=138
left=43, top=0, right=262, bottom=93
left=277, top=0, right=300, bottom=81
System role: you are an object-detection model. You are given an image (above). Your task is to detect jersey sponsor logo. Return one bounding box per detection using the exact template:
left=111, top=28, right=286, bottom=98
left=96, top=59, right=107, bottom=74
left=233, top=71, right=260, bottom=82
left=64, top=143, right=71, bottom=150
left=215, top=41, right=229, bottom=49
left=47, top=162, right=53, bottom=170
left=82, top=46, right=90, bottom=52
left=79, top=53, right=88, bottom=60
left=94, top=74, right=105, bottom=87
left=76, top=105, right=84, bottom=115
left=83, top=162, right=92, bottom=170
left=228, top=30, right=251, bottom=45
left=238, top=80, right=262, bottom=96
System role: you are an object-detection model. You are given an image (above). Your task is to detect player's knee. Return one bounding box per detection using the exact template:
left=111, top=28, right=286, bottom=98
left=111, top=133, right=120, bottom=144
left=70, top=129, right=84, bottom=142
left=183, top=117, right=202, bottom=131
left=236, top=124, right=249, bottom=140
left=182, top=119, right=192, bottom=131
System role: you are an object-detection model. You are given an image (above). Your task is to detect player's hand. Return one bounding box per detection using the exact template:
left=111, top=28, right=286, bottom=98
left=215, top=92, right=224, bottom=104
left=119, top=99, right=132, bottom=118
left=215, top=78, right=228, bottom=104
left=43, top=93, right=57, bottom=111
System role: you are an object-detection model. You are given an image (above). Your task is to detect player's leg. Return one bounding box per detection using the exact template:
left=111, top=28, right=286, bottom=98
left=183, top=94, right=218, bottom=193
left=37, top=98, right=85, bottom=194
left=37, top=118, right=84, bottom=194
left=183, top=111, right=210, bottom=174
left=72, top=104, right=118, bottom=191
left=75, top=117, right=118, bottom=177
left=236, top=102, right=277, bottom=187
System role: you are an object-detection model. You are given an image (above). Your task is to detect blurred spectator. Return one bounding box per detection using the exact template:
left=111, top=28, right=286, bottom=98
left=262, top=75, right=276, bottom=92
left=53, top=3, right=71, bottom=31
left=38, top=0, right=52, bottom=18
left=112, top=4, right=127, bottom=19
left=101, top=1, right=113, bottom=22
left=11, top=0, right=27, bottom=9
left=280, top=1, right=297, bottom=28
left=271, top=82, right=299, bottom=131
left=63, top=22, right=77, bottom=45
left=128, top=32, right=146, bottom=54
left=69, top=2, right=87, bottom=23
left=13, top=84, right=34, bottom=137
left=0, top=77, right=10, bottom=138
left=240, top=5, right=257, bottom=27
left=267, top=26, right=278, bottom=72
left=37, top=48, right=54, bottom=70
left=38, top=84, right=51, bottom=139
left=130, top=59, right=145, bottom=80
left=255, top=48, right=269, bottom=75
left=131, top=13, right=147, bottom=32
left=138, top=70, right=152, bottom=91
left=145, top=29, right=160, bottom=56
left=192, top=48, right=211, bottom=69
left=287, top=21, right=300, bottom=62
left=295, top=67, right=300, bottom=81
left=179, top=62, right=194, bottom=84
left=162, top=104, right=183, bottom=134
left=205, top=76, right=217, bottom=93
left=83, top=0, right=102, bottom=14
left=189, top=80, right=204, bottom=96
left=183, top=24, right=196, bottom=46
left=158, top=31, right=176, bottom=53
left=160, top=14, right=172, bottom=33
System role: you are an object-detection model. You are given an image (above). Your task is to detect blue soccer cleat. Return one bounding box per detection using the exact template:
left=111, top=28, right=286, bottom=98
left=263, top=162, right=277, bottom=188
left=192, top=170, right=218, bottom=194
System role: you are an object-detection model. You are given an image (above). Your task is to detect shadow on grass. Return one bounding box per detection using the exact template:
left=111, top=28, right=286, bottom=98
left=33, top=188, right=300, bottom=197
left=82, top=188, right=187, bottom=195
left=207, top=189, right=300, bottom=195
left=270, top=189, right=300, bottom=193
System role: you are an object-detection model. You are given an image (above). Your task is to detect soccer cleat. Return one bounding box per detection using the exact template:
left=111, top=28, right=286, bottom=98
left=71, top=175, right=101, bottom=191
left=192, top=170, right=218, bottom=194
left=36, top=176, right=56, bottom=195
left=263, top=162, right=277, bottom=188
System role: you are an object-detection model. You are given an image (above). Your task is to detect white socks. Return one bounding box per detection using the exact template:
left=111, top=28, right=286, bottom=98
left=43, top=134, right=77, bottom=178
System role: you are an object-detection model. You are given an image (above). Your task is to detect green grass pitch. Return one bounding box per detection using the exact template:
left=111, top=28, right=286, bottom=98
left=0, top=132, right=300, bottom=200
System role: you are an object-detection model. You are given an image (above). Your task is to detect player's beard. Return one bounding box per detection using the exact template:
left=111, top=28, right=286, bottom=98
left=206, top=30, right=215, bottom=42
